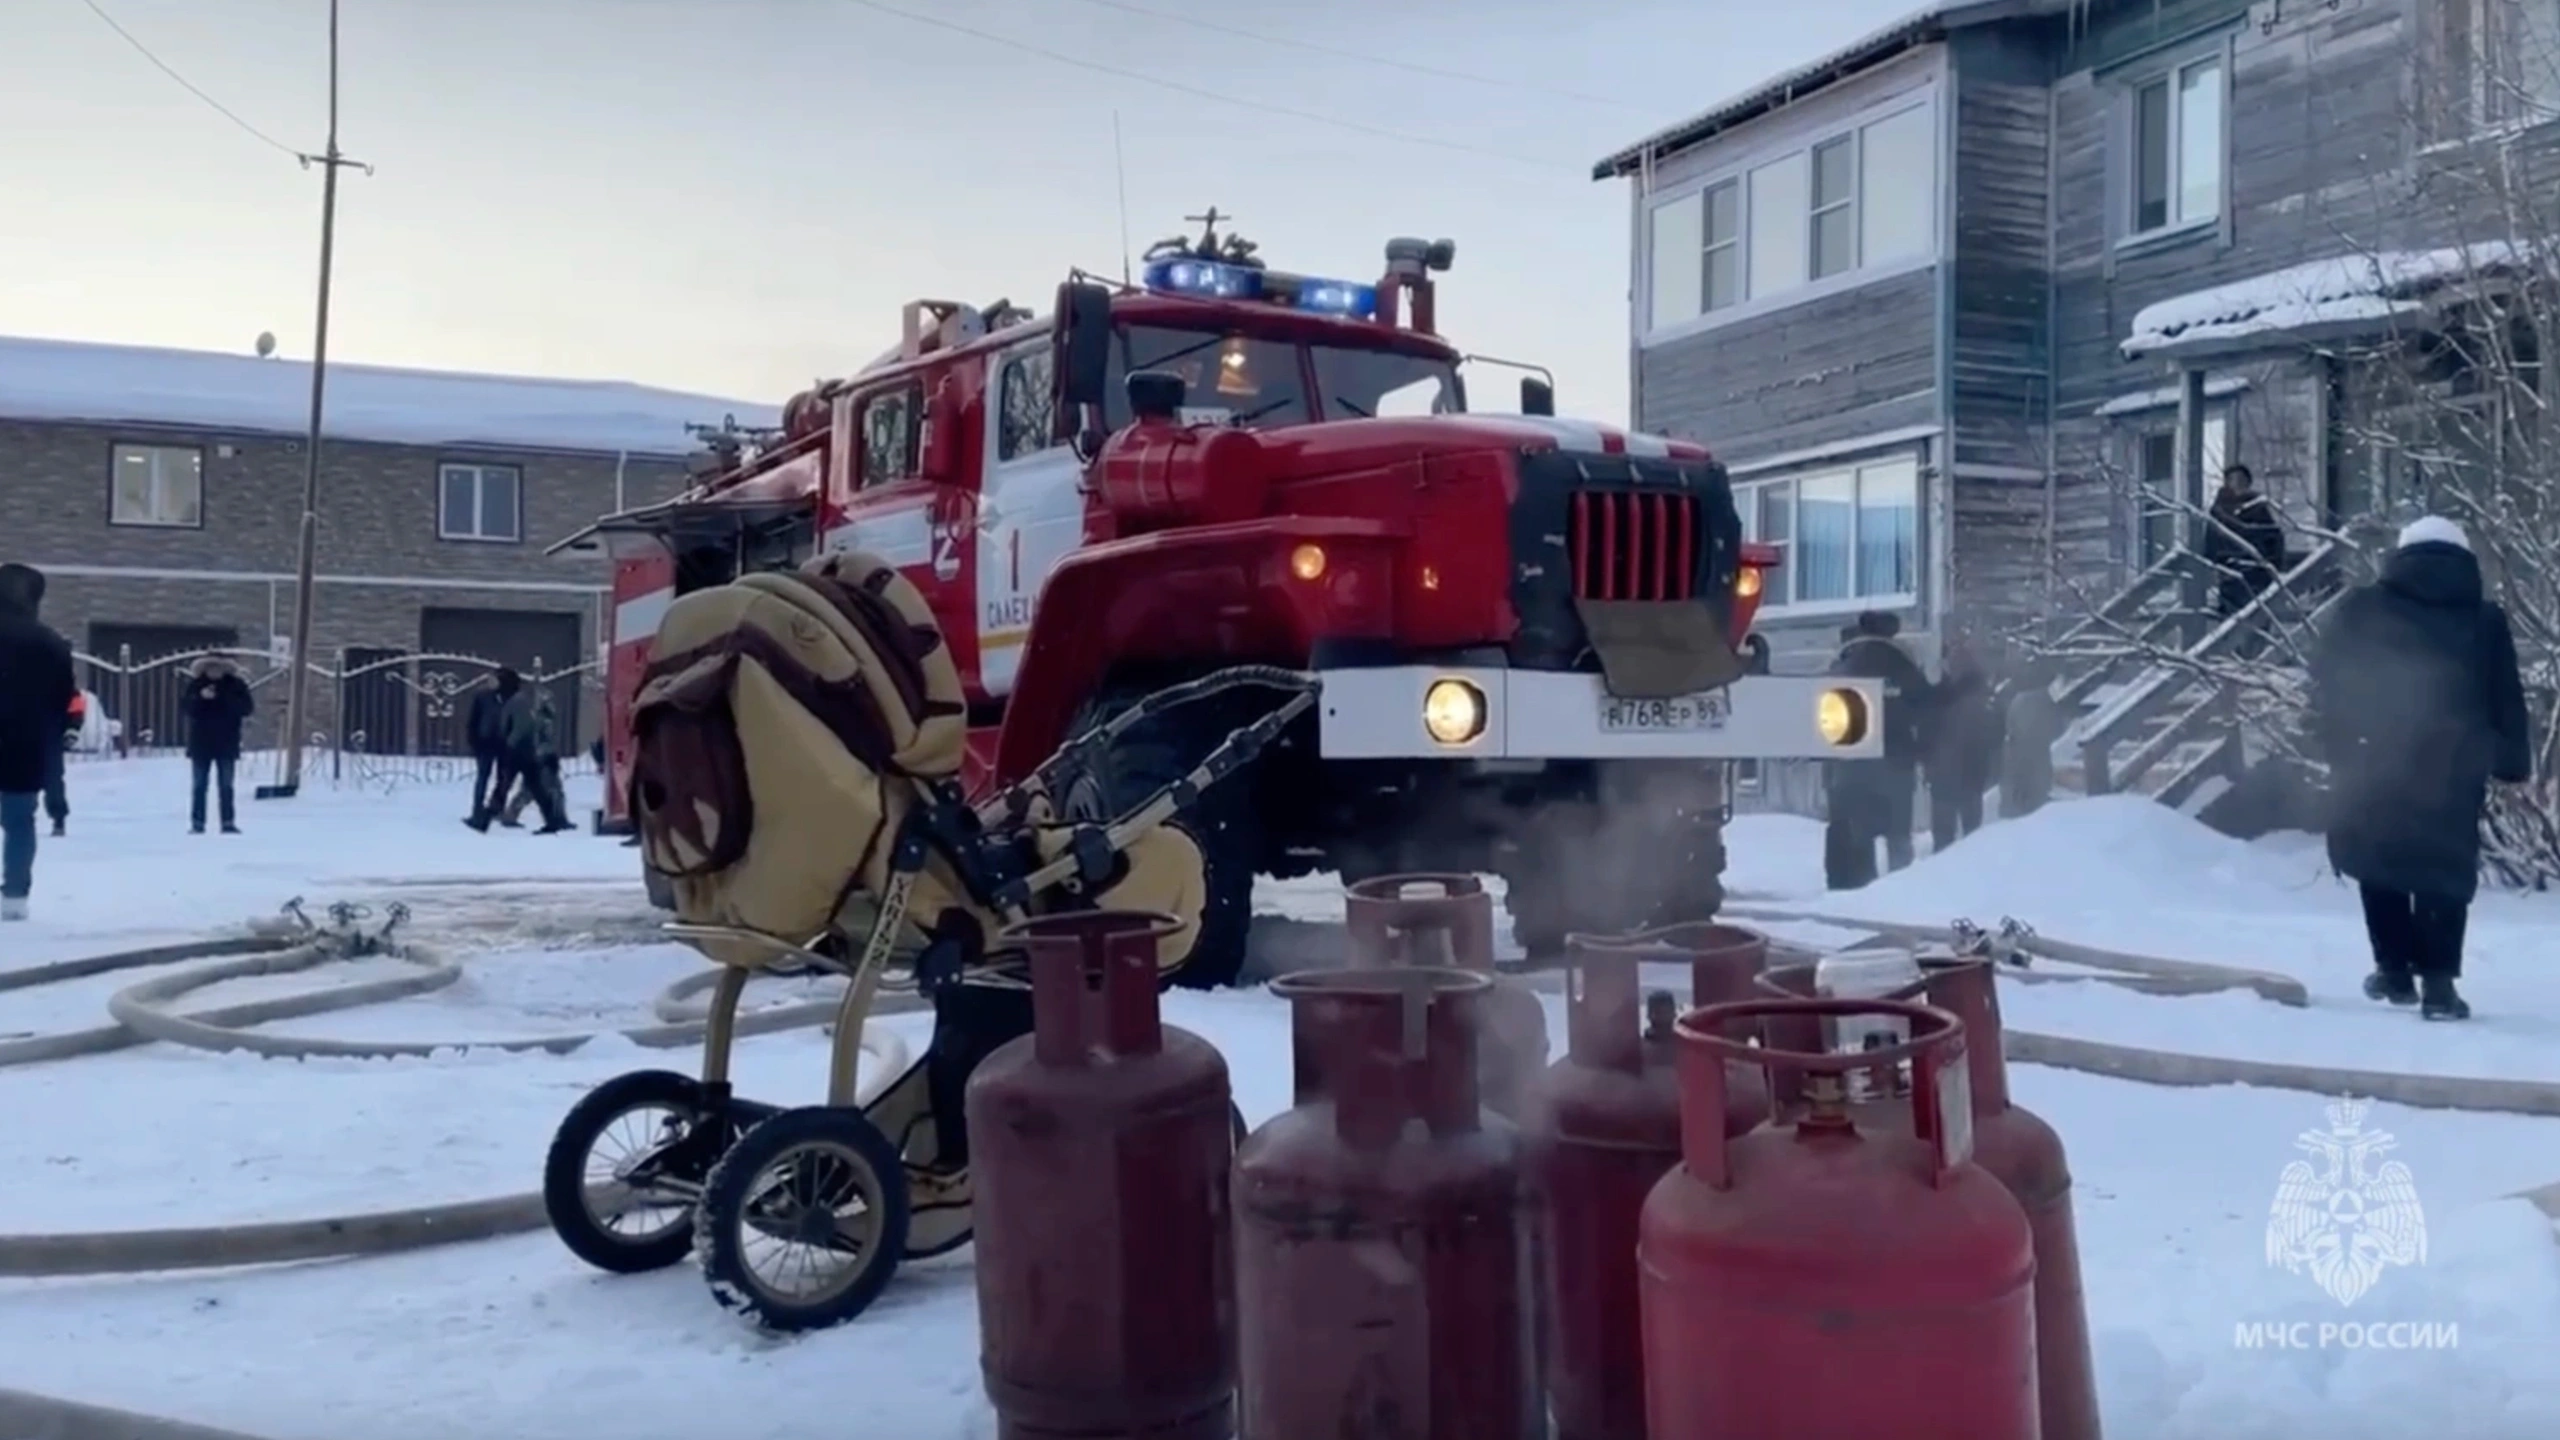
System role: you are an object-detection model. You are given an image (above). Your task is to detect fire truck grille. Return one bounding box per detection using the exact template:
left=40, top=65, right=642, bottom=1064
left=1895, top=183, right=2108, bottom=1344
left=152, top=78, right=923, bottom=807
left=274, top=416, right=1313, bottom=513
left=1567, top=489, right=1701, bottom=602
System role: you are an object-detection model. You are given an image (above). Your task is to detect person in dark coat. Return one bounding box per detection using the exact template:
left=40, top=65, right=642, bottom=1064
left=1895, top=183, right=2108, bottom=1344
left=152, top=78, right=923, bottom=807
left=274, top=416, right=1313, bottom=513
left=1824, top=610, right=1934, bottom=888
left=2309, top=516, right=2531, bottom=1021
left=183, top=655, right=255, bottom=835
left=2206, top=464, right=2286, bottom=651
left=497, top=684, right=574, bottom=834
left=0, top=563, right=77, bottom=921
left=464, top=669, right=522, bottom=829
left=1925, top=639, right=2003, bottom=851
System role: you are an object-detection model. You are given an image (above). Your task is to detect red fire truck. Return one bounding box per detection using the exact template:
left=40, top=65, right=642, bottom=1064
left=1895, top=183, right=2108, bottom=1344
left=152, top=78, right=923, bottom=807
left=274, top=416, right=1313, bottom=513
left=557, top=216, right=1879, bottom=985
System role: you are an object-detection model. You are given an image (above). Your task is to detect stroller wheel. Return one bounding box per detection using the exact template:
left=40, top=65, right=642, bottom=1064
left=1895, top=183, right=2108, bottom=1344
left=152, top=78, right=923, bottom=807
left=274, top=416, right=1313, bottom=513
left=543, top=1069, right=729, bottom=1274
left=694, top=1105, right=911, bottom=1333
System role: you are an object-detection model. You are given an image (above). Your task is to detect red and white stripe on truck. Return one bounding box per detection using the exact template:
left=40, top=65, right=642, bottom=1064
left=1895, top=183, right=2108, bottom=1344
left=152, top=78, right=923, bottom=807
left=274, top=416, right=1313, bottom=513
left=600, top=550, right=676, bottom=830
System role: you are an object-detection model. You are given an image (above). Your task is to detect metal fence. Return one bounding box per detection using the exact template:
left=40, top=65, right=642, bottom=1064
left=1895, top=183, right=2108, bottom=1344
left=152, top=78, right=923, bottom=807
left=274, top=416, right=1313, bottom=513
left=66, top=645, right=604, bottom=788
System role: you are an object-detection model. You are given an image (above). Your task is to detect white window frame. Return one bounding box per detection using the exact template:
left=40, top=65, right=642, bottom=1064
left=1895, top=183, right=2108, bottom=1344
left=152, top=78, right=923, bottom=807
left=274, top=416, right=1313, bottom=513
left=1735, top=455, right=1923, bottom=617
left=2122, top=403, right=2234, bottom=566
left=1808, top=134, right=1860, bottom=281
left=437, top=462, right=523, bottom=544
left=2115, top=47, right=2229, bottom=248
left=1639, top=88, right=1941, bottom=345
left=108, top=442, right=205, bottom=529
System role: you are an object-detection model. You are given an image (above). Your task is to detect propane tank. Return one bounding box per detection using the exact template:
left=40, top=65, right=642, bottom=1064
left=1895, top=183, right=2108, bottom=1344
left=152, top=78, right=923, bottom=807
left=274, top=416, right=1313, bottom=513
left=1521, top=923, right=1770, bottom=1440
left=1342, top=873, right=1548, bottom=1118
left=1758, top=954, right=2100, bottom=1439
left=967, top=911, right=1236, bottom=1440
left=1235, top=967, right=1542, bottom=1440
left=1639, top=995, right=2038, bottom=1440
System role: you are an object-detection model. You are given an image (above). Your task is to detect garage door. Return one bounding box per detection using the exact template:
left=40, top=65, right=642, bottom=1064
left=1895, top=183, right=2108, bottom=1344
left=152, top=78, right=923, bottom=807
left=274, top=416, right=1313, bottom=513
left=417, top=608, right=584, bottom=755
left=87, top=622, right=243, bottom=754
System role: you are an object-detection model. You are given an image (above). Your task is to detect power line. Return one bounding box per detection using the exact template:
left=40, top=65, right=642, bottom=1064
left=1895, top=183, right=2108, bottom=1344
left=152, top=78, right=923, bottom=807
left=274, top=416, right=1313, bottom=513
left=75, top=0, right=307, bottom=158
left=1057, top=0, right=1642, bottom=110
left=830, top=0, right=1583, bottom=174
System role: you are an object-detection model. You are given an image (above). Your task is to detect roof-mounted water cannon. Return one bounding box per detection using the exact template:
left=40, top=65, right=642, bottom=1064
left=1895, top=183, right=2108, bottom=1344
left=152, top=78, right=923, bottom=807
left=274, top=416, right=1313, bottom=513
left=1377, top=235, right=1455, bottom=335
left=685, top=413, right=779, bottom=477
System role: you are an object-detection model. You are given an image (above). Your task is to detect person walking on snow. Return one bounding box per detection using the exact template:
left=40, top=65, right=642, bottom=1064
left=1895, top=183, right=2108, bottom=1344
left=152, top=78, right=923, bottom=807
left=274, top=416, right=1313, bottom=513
left=1824, top=610, right=1934, bottom=888
left=2310, top=516, right=2531, bottom=1021
left=464, top=668, right=521, bottom=829
left=498, top=682, right=573, bottom=834
left=183, top=655, right=255, bottom=835
left=1924, top=637, right=2003, bottom=851
left=0, top=563, right=77, bottom=921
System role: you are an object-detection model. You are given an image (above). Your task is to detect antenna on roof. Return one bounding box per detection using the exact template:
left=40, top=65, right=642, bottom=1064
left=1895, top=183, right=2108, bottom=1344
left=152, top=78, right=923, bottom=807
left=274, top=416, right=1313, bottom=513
left=254, top=331, right=277, bottom=358
left=1112, top=111, right=1133, bottom=285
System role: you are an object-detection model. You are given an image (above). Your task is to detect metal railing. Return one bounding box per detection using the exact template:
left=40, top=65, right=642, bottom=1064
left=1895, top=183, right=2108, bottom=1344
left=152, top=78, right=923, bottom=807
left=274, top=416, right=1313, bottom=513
left=64, top=645, right=604, bottom=787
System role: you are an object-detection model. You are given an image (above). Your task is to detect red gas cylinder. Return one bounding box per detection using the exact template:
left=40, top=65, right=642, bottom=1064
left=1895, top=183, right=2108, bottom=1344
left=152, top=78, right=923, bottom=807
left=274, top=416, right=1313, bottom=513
left=1757, top=955, right=2101, bottom=1440
left=967, top=911, right=1236, bottom=1440
left=1342, top=873, right=1549, bottom=1119
left=1522, top=923, right=1770, bottom=1440
left=1639, top=996, right=2039, bottom=1440
left=1235, top=967, right=1541, bottom=1440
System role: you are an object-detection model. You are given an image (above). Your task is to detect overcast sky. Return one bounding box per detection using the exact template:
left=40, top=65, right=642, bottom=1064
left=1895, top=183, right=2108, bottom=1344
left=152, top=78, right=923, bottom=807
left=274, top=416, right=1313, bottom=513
left=4, top=0, right=1917, bottom=423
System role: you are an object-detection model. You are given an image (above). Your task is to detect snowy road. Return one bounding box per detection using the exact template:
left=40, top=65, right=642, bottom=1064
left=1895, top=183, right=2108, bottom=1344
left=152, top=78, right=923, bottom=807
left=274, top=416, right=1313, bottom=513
left=2, top=758, right=2557, bottom=1438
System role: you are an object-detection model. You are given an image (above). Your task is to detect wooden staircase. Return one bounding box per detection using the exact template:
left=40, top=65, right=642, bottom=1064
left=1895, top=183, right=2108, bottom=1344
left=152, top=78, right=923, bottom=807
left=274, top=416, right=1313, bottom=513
left=2044, top=542, right=2347, bottom=818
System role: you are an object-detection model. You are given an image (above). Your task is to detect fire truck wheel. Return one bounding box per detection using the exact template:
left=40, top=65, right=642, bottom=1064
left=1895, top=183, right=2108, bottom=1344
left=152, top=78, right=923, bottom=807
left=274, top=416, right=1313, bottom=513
left=1058, top=689, right=1259, bottom=991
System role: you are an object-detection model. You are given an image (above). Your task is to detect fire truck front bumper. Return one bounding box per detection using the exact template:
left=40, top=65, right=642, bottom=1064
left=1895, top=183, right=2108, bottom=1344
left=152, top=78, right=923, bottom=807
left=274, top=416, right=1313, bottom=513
left=1314, top=667, right=1884, bottom=762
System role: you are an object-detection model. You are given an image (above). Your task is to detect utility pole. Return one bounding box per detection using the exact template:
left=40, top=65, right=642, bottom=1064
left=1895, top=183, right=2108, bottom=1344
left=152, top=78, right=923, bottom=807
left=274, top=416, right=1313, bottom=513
left=262, top=0, right=368, bottom=800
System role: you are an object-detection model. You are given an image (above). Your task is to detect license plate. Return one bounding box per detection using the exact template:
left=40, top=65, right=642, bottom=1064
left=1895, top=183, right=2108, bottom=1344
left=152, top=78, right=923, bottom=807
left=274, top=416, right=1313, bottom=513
left=1599, top=691, right=1731, bottom=732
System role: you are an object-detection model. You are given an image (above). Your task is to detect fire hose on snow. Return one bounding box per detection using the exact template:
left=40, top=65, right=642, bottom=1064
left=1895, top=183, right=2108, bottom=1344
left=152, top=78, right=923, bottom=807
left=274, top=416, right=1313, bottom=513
left=0, top=899, right=918, bottom=1278
left=0, top=895, right=2554, bottom=1283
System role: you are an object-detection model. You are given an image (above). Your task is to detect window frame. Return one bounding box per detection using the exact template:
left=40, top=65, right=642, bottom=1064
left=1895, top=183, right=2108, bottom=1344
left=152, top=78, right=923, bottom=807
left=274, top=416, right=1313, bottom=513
left=2430, top=0, right=2560, bottom=140
left=1808, top=134, right=1860, bottom=281
left=2111, top=40, right=2232, bottom=252
left=2122, top=401, right=2235, bottom=567
left=991, top=344, right=1060, bottom=463
left=1733, top=453, right=1924, bottom=617
left=1638, top=86, right=1941, bottom=346
left=107, top=442, right=207, bottom=529
left=854, top=384, right=925, bottom=489
left=435, top=461, right=524, bottom=544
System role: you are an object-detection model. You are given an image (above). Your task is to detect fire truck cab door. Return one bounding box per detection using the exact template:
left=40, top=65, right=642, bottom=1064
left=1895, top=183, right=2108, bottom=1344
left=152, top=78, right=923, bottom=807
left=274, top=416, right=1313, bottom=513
left=976, top=342, right=1087, bottom=697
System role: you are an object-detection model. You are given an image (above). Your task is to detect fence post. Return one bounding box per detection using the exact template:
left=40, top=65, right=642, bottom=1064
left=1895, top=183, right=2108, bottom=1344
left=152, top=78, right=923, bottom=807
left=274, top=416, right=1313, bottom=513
left=114, top=645, right=133, bottom=758
left=332, top=647, right=350, bottom=783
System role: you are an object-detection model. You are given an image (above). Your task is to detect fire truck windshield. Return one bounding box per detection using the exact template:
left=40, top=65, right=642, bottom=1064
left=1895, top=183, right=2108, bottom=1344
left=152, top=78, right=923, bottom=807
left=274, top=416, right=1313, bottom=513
left=1109, top=326, right=1463, bottom=430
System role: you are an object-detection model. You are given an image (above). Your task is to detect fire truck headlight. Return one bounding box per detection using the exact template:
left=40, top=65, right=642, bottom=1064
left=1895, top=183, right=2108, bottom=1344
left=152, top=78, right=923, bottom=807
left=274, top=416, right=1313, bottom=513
left=1736, top=565, right=1763, bottom=599
left=1422, top=678, right=1487, bottom=746
left=1289, top=543, right=1327, bottom=581
left=1816, top=687, right=1869, bottom=747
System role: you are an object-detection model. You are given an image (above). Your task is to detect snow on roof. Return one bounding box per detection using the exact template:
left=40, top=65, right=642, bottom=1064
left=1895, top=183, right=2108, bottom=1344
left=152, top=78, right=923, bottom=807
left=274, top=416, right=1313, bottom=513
left=2120, top=244, right=2524, bottom=359
left=0, top=334, right=779, bottom=456
left=2091, top=373, right=2251, bottom=416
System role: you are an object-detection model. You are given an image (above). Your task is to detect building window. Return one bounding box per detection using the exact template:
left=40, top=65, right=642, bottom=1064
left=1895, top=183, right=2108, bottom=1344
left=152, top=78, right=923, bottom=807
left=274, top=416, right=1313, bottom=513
left=1809, top=136, right=1858, bottom=279
left=1736, top=456, right=1921, bottom=609
left=859, top=388, right=919, bottom=486
left=437, top=462, right=522, bottom=543
left=995, top=349, right=1056, bottom=461
left=2132, top=410, right=2230, bottom=565
left=1641, top=97, right=1937, bottom=334
left=109, top=443, right=204, bottom=528
left=2126, top=55, right=2224, bottom=238
left=2433, top=0, right=2560, bottom=133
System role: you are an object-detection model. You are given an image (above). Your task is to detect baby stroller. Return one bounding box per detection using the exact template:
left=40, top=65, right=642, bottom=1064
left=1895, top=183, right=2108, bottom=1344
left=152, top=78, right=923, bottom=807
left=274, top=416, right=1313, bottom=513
left=538, top=550, right=1309, bottom=1332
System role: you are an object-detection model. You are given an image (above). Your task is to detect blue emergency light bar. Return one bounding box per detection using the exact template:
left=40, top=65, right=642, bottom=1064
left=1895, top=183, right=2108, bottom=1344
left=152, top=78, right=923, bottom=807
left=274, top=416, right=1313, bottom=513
left=1141, top=257, right=1378, bottom=319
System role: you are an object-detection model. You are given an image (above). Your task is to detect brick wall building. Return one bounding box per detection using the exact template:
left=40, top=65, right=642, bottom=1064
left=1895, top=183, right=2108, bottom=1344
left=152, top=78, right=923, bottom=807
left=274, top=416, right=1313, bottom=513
left=0, top=334, right=773, bottom=757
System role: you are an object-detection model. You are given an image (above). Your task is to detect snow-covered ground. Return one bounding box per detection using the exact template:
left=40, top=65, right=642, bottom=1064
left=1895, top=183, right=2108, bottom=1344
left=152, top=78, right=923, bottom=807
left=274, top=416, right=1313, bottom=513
left=3, top=757, right=2558, bottom=1439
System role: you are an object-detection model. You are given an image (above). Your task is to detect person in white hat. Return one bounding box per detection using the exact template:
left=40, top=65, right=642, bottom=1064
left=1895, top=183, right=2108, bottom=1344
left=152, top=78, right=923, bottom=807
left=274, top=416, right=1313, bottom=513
left=2307, top=515, right=2531, bottom=1019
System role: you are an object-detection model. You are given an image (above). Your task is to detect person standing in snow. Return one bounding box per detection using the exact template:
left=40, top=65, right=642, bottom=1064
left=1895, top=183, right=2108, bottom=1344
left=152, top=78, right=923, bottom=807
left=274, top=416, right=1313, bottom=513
left=182, top=655, right=255, bottom=835
left=0, top=563, right=77, bottom=921
left=2310, top=516, right=2531, bottom=1021
left=464, top=668, right=521, bottom=829
left=1824, top=610, right=1934, bottom=888
left=1924, top=636, right=2002, bottom=851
